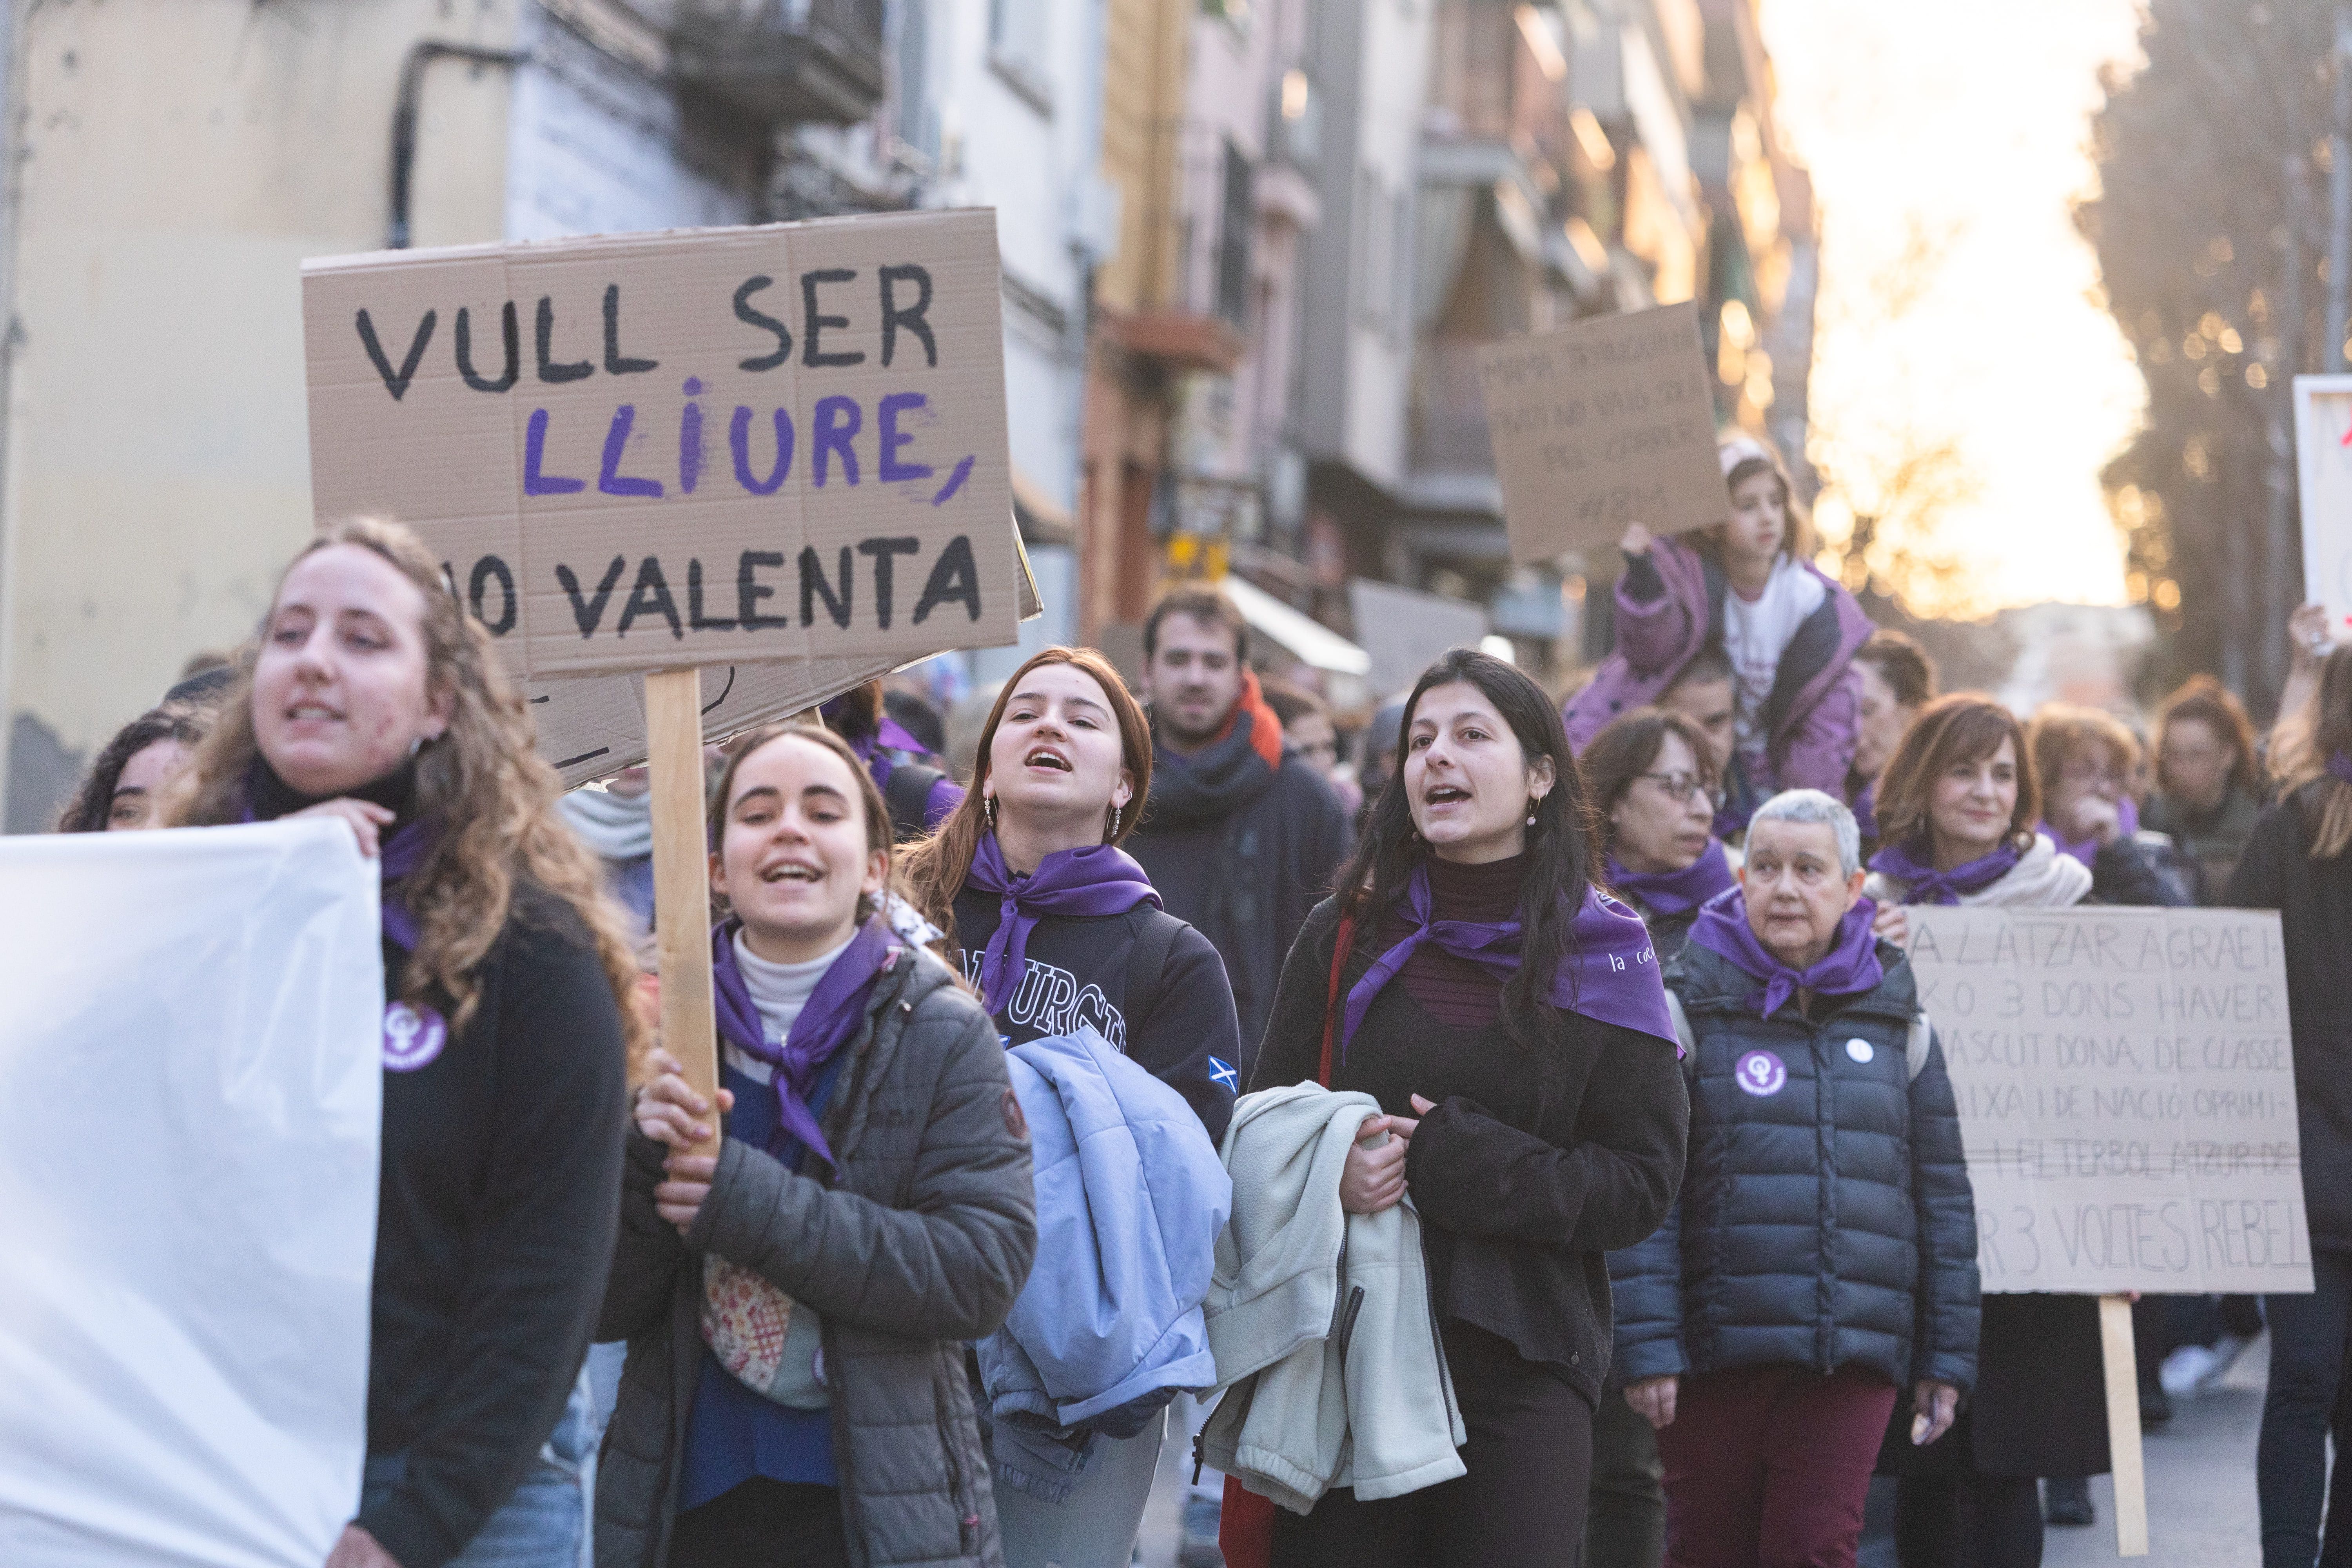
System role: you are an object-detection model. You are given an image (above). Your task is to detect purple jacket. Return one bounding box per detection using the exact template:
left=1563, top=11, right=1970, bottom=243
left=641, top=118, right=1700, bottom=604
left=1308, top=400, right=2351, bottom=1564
left=1564, top=536, right=1873, bottom=800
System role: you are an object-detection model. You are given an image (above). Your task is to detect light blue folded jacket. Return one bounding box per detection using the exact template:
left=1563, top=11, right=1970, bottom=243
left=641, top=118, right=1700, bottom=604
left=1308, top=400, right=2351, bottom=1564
left=978, top=1025, right=1232, bottom=1480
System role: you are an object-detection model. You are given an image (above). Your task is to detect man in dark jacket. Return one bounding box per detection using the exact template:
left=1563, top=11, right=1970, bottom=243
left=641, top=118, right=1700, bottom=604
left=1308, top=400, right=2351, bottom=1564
left=1616, top=788, right=1978, bottom=1567
left=1125, top=588, right=1351, bottom=1067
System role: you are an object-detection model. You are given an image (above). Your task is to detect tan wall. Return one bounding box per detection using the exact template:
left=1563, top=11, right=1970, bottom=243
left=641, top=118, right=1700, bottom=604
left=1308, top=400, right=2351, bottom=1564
left=0, top=0, right=519, bottom=827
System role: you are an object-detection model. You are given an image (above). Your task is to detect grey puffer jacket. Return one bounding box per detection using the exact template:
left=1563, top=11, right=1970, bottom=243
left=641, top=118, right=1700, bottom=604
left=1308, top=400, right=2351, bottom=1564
left=594, top=944, right=1038, bottom=1568
left=1614, top=940, right=1979, bottom=1395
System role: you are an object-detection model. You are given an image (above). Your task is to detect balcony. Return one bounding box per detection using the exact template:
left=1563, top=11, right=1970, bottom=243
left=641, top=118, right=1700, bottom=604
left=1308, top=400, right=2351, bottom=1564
left=1103, top=125, right=1257, bottom=374
left=669, top=0, right=885, bottom=127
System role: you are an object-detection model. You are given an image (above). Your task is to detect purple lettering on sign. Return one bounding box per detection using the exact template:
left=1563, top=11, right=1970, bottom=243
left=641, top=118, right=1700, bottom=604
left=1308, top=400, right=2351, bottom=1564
left=524, top=409, right=585, bottom=495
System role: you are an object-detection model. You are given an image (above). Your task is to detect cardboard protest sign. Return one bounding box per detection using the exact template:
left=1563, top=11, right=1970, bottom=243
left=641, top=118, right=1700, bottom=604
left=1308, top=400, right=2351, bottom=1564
left=1905, top=906, right=2312, bottom=1296
left=303, top=210, right=1019, bottom=682
left=1477, top=300, right=1722, bottom=563
left=1348, top=578, right=1488, bottom=699
left=0, top=821, right=381, bottom=1566
left=2294, top=374, right=2352, bottom=642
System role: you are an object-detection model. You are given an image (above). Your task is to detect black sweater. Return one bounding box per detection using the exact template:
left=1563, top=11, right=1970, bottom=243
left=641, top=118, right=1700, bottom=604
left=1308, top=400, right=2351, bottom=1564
left=1248, top=894, right=1689, bottom=1406
left=252, top=769, right=628, bottom=1567
left=2226, top=788, right=2352, bottom=1252
left=951, top=887, right=1240, bottom=1143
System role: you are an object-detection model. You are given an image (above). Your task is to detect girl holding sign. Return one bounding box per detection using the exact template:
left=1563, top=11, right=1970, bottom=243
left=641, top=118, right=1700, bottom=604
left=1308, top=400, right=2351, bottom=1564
left=899, top=644, right=1240, bottom=1568
left=174, top=518, right=641, bottom=1568
left=1564, top=436, right=1874, bottom=834
left=598, top=723, right=1037, bottom=1568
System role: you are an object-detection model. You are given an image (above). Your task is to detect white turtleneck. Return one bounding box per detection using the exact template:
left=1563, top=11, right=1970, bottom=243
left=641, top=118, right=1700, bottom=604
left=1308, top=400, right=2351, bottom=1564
left=727, top=929, right=853, bottom=1084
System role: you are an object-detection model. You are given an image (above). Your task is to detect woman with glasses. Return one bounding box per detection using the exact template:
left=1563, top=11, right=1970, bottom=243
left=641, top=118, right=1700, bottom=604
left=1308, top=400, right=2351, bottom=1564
left=1582, top=709, right=1737, bottom=964
left=1575, top=706, right=1740, bottom=1568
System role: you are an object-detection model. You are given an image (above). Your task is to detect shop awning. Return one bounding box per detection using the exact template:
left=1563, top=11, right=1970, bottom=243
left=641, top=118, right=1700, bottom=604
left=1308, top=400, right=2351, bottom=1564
left=1221, top=575, right=1372, bottom=677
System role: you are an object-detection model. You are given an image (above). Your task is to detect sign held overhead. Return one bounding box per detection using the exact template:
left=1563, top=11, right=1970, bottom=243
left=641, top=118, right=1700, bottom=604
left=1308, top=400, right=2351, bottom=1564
left=1478, top=300, right=1724, bottom=562
left=303, top=209, right=1019, bottom=680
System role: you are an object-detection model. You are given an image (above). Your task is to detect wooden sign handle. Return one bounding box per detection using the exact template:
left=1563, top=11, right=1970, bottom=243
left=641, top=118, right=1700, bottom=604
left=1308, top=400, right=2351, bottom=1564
left=2099, top=1293, right=2150, bottom=1557
left=646, top=668, right=721, bottom=1160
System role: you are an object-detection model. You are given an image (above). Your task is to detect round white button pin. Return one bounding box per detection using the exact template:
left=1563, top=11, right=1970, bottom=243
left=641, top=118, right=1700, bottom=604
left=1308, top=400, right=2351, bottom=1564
left=1846, top=1038, right=1875, bottom=1064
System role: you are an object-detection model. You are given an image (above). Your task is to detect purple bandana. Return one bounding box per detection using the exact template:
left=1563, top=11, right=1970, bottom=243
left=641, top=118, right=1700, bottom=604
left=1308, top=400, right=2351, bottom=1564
left=965, top=833, right=1161, bottom=1015
left=1608, top=839, right=1737, bottom=918
left=1688, top=886, right=1885, bottom=1019
left=1866, top=835, right=2022, bottom=907
left=1340, top=865, right=1676, bottom=1057
left=712, top=915, right=900, bottom=1171
left=2041, top=796, right=2138, bottom=868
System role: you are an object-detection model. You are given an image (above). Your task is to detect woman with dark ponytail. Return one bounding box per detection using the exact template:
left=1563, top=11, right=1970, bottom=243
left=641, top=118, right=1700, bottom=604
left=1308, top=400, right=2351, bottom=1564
left=1246, top=649, right=1689, bottom=1568
left=2228, top=646, right=2352, bottom=1566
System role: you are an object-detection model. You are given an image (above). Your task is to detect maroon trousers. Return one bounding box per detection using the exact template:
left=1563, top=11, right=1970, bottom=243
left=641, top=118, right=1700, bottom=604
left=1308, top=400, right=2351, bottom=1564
left=1654, top=1363, right=1900, bottom=1568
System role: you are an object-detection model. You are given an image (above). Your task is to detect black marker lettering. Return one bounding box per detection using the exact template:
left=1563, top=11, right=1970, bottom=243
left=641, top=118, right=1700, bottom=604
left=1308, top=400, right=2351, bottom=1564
left=800, top=544, right=854, bottom=628
left=557, top=555, right=628, bottom=636
left=879, top=264, right=936, bottom=367
left=913, top=533, right=983, bottom=624
left=733, top=276, right=792, bottom=371
left=687, top=557, right=737, bottom=630
left=355, top=308, right=436, bottom=401
left=615, top=556, right=684, bottom=640
left=536, top=297, right=592, bottom=383
left=455, top=303, right=519, bottom=393
left=801, top=268, right=864, bottom=367
left=858, top=536, right=921, bottom=629
left=468, top=555, right=517, bottom=635
left=603, top=284, right=658, bottom=375
left=738, top=551, right=789, bottom=629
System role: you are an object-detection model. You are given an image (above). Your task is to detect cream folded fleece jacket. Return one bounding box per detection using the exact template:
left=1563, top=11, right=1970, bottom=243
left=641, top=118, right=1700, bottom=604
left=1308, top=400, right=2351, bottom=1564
left=1200, top=1082, right=1466, bottom=1513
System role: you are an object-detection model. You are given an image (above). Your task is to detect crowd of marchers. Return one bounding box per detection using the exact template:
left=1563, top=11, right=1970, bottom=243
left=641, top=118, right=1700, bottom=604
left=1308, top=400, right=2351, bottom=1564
left=49, top=435, right=2352, bottom=1568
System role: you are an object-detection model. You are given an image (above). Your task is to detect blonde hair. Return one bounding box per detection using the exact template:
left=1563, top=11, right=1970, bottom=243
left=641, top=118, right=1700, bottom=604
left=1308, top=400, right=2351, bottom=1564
left=175, top=517, right=645, bottom=1051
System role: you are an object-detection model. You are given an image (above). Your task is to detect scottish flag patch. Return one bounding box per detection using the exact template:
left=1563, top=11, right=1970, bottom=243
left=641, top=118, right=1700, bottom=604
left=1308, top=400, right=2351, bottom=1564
left=1208, top=1056, right=1239, bottom=1092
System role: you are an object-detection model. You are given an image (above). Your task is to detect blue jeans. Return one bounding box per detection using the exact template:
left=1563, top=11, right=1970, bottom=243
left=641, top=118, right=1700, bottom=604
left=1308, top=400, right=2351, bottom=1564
left=363, top=1370, right=595, bottom=1568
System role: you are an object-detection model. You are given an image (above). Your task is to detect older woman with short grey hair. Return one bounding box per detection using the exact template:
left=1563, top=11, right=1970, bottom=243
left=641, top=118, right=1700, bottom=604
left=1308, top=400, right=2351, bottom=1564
left=1613, top=789, right=1980, bottom=1566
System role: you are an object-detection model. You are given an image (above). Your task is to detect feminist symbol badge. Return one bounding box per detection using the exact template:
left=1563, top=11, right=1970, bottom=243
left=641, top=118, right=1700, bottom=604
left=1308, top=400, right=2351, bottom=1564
left=383, top=1001, right=448, bottom=1072
left=1734, top=1049, right=1787, bottom=1097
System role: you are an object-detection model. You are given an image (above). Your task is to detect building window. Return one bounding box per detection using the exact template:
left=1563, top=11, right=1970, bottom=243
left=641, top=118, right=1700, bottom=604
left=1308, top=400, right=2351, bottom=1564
left=1218, top=139, right=1256, bottom=328
left=893, top=0, right=935, bottom=163
left=989, top=0, right=1054, bottom=114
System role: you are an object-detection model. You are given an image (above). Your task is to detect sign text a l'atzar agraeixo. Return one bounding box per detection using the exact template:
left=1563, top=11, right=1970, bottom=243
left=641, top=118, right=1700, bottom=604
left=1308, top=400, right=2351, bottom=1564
left=303, top=210, right=1018, bottom=679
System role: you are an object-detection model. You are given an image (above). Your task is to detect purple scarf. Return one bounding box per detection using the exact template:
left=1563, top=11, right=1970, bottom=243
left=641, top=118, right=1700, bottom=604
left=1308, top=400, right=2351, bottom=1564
left=1866, top=835, right=2022, bottom=907
left=1340, top=865, right=1676, bottom=1056
left=711, top=915, right=900, bottom=1170
left=965, top=833, right=1161, bottom=1015
left=240, top=779, right=436, bottom=953
left=1688, top=886, right=1884, bottom=1019
left=2329, top=752, right=2352, bottom=787
left=1608, top=839, right=1737, bottom=918
left=2041, top=797, right=2138, bottom=868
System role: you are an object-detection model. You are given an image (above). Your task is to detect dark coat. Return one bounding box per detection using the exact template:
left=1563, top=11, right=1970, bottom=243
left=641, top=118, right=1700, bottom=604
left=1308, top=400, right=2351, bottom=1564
left=2227, top=788, right=2352, bottom=1252
left=1614, top=941, right=1980, bottom=1396
left=593, top=947, right=1038, bottom=1568
left=1248, top=896, right=1690, bottom=1407
left=1129, top=740, right=1351, bottom=1070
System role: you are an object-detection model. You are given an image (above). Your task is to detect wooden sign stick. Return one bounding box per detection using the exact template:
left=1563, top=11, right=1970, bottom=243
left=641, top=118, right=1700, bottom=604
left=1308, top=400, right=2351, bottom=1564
left=2099, top=1293, right=2150, bottom=1557
left=646, top=668, right=720, bottom=1160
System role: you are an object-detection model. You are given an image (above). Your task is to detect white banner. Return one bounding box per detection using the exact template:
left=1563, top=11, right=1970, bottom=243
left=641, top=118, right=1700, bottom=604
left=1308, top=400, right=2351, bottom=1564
left=0, top=821, right=384, bottom=1566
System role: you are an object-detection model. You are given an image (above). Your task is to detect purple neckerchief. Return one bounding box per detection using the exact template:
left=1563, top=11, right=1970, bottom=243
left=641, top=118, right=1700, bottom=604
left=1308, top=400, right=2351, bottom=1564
left=1866, top=835, right=2022, bottom=907
left=711, top=916, right=899, bottom=1171
left=1340, top=865, right=1676, bottom=1057
left=2041, top=796, right=2139, bottom=867
left=2330, top=753, right=2352, bottom=787
left=1608, top=838, right=1736, bottom=918
left=1688, top=886, right=1884, bottom=1019
left=965, top=833, right=1161, bottom=1015
left=847, top=716, right=940, bottom=789
left=241, top=789, right=436, bottom=953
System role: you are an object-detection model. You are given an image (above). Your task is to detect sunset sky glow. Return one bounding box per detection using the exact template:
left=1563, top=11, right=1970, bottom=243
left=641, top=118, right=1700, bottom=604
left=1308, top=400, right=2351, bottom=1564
left=1759, top=0, right=2151, bottom=617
